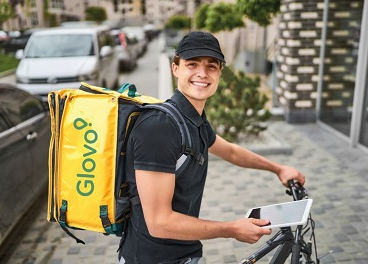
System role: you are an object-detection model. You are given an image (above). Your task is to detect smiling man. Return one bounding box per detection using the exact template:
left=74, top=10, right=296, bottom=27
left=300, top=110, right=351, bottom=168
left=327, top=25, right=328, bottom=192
left=118, top=31, right=305, bottom=264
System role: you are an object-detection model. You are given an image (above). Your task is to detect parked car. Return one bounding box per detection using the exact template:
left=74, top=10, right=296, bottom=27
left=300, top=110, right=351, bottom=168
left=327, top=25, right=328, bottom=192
left=15, top=25, right=119, bottom=97
left=2, top=28, right=43, bottom=54
left=0, top=83, right=50, bottom=246
left=122, top=26, right=147, bottom=57
left=110, top=29, right=139, bottom=71
left=0, top=30, right=9, bottom=43
left=143, top=23, right=160, bottom=41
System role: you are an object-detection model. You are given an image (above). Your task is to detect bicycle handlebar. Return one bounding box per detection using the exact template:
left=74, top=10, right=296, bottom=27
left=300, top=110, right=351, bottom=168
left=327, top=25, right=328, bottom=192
left=286, top=180, right=308, bottom=201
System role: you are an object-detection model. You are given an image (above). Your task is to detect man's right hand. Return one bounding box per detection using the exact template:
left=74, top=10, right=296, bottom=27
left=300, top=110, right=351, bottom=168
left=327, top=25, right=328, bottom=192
left=232, top=218, right=272, bottom=244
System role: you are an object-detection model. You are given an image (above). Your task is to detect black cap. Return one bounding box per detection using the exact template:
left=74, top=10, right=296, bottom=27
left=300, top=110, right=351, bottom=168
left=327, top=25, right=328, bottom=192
left=175, top=31, right=226, bottom=63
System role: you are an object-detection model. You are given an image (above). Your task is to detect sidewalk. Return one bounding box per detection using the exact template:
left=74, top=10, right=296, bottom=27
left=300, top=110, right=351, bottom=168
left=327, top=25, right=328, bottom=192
left=3, top=120, right=368, bottom=264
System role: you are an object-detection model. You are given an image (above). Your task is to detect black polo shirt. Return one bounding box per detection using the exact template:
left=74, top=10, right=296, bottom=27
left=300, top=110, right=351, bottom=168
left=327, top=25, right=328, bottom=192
left=121, top=89, right=217, bottom=264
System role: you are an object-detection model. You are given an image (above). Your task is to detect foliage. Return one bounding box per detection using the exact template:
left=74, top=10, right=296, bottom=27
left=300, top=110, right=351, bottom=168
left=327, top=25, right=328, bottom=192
left=165, top=14, right=191, bottom=30
left=85, top=6, right=107, bottom=24
left=48, top=13, right=57, bottom=27
left=0, top=0, right=14, bottom=26
left=236, top=0, right=281, bottom=26
left=204, top=2, right=244, bottom=33
left=9, top=0, right=24, bottom=8
left=193, top=3, right=210, bottom=30
left=205, top=66, right=271, bottom=142
left=43, top=0, right=48, bottom=18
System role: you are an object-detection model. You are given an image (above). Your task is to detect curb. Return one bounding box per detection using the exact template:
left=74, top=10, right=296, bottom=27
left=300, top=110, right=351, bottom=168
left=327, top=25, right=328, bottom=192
left=0, top=68, right=16, bottom=78
left=209, top=122, right=293, bottom=162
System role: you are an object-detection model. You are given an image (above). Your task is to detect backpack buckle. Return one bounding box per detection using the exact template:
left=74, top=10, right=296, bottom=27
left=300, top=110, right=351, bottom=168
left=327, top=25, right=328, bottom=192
left=181, top=145, right=205, bottom=166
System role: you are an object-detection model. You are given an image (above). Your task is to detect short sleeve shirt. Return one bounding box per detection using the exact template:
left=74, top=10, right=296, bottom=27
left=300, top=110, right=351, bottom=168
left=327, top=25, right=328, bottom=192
left=121, top=90, right=216, bottom=264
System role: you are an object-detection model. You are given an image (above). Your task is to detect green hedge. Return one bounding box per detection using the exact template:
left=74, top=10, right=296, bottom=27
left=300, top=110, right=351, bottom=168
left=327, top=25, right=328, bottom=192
left=205, top=65, right=271, bottom=142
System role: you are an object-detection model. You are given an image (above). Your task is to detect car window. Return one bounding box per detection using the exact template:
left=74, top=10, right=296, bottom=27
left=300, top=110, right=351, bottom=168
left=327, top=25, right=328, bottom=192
left=97, top=31, right=115, bottom=50
left=0, top=88, right=44, bottom=126
left=25, top=34, right=94, bottom=58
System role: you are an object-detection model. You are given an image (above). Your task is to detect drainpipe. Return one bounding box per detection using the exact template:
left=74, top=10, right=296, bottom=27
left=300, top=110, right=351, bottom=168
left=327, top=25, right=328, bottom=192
left=316, top=0, right=329, bottom=120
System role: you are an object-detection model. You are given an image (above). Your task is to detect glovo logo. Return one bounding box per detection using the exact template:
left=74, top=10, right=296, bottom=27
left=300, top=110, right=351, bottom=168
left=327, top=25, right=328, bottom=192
left=73, top=117, right=98, bottom=196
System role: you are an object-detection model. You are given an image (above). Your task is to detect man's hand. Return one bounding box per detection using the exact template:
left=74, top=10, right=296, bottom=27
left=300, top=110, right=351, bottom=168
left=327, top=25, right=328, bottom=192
left=277, top=165, right=305, bottom=186
left=231, top=218, right=272, bottom=244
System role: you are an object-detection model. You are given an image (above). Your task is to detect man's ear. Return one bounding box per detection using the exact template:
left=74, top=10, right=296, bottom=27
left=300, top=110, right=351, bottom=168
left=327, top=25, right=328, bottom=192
left=171, top=63, right=179, bottom=78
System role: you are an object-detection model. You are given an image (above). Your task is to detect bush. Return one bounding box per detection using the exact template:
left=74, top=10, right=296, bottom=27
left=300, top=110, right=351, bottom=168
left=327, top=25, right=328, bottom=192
left=165, top=15, right=191, bottom=30
left=85, top=6, right=107, bottom=24
left=205, top=65, right=271, bottom=142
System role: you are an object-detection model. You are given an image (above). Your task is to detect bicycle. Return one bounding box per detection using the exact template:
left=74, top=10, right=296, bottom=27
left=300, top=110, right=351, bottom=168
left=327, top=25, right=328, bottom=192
left=236, top=180, right=325, bottom=264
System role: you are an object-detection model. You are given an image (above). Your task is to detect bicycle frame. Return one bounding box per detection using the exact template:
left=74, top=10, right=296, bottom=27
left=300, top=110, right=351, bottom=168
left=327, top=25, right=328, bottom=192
left=238, top=227, right=295, bottom=264
left=237, top=181, right=316, bottom=264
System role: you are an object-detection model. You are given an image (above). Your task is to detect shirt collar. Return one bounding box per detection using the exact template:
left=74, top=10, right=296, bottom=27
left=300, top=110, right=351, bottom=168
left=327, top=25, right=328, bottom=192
left=169, top=89, right=204, bottom=127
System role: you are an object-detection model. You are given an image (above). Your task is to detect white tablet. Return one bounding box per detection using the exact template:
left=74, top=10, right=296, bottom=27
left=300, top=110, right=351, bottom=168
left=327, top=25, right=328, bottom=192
left=244, top=199, right=313, bottom=229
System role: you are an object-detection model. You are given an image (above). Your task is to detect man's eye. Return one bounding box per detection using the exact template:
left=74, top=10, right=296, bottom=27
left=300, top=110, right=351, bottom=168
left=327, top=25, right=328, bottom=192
left=186, top=63, right=197, bottom=68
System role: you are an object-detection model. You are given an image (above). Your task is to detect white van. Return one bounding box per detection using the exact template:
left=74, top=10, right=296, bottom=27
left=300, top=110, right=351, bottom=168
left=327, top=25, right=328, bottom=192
left=15, top=25, right=119, bottom=97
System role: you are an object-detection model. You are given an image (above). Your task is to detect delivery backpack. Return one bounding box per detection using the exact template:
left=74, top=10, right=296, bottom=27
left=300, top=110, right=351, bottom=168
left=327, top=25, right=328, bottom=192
left=47, top=82, right=204, bottom=244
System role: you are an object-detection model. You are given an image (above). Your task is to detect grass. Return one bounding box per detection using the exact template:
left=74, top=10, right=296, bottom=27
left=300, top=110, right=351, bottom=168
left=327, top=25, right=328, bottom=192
left=0, top=52, right=19, bottom=73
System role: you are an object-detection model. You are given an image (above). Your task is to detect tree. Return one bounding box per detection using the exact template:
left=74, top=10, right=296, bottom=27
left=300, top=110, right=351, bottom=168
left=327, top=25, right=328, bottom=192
left=236, top=0, right=281, bottom=26
left=85, top=6, right=107, bottom=24
left=193, top=3, right=210, bottom=30
left=0, top=0, right=14, bottom=28
left=194, top=2, right=244, bottom=33
left=204, top=2, right=244, bottom=33
left=205, top=66, right=271, bottom=142
left=165, top=14, right=191, bottom=30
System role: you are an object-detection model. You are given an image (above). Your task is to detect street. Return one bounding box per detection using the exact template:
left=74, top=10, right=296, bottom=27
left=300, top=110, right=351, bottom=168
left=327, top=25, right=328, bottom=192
left=1, top=34, right=368, bottom=264
left=0, top=34, right=167, bottom=264
left=0, top=34, right=167, bottom=98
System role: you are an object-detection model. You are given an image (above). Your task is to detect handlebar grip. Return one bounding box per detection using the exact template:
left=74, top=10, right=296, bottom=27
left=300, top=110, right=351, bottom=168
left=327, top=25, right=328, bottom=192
left=287, top=180, right=299, bottom=201
left=291, top=243, right=301, bottom=263
left=287, top=180, right=296, bottom=188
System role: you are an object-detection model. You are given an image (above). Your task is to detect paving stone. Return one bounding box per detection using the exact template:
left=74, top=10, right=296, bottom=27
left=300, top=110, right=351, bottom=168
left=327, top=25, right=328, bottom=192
left=223, top=255, right=237, bottom=263
left=49, top=259, right=62, bottom=264
left=66, top=247, right=80, bottom=254
left=3, top=121, right=368, bottom=264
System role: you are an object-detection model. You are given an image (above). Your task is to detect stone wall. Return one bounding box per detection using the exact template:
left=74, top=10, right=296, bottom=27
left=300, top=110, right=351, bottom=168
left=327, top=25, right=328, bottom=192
left=277, top=0, right=325, bottom=123
left=277, top=0, right=364, bottom=123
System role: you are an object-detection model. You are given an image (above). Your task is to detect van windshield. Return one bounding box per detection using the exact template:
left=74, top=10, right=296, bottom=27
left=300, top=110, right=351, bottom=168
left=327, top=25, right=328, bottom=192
left=25, top=34, right=94, bottom=58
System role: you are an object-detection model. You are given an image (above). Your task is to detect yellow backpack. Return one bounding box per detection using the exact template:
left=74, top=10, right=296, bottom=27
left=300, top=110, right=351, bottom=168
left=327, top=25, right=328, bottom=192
left=47, top=82, right=203, bottom=244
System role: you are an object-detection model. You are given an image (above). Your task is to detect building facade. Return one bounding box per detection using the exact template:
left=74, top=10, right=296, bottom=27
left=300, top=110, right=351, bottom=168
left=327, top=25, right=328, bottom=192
left=3, top=0, right=367, bottom=151
left=2, top=0, right=215, bottom=30
left=276, top=0, right=368, bottom=151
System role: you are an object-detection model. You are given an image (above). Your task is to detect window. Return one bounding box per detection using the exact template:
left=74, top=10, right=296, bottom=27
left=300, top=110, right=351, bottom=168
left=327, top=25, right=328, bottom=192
left=97, top=31, right=114, bottom=50
left=26, top=34, right=94, bottom=58
left=49, top=0, right=64, bottom=9
left=0, top=88, right=44, bottom=127
left=30, top=11, right=38, bottom=27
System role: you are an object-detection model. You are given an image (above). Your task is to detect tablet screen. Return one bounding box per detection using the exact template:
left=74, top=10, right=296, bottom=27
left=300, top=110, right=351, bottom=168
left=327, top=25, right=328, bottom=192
left=245, top=199, right=313, bottom=229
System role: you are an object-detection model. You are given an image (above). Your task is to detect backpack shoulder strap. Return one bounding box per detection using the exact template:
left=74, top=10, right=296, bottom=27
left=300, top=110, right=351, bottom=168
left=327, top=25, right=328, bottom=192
left=141, top=102, right=204, bottom=175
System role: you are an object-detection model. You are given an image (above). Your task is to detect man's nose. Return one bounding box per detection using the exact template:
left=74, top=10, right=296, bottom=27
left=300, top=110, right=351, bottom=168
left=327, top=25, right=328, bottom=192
left=196, top=65, right=208, bottom=77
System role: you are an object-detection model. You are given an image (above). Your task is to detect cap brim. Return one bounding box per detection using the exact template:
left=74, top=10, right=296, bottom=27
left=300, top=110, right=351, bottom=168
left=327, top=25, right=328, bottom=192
left=178, top=49, right=226, bottom=63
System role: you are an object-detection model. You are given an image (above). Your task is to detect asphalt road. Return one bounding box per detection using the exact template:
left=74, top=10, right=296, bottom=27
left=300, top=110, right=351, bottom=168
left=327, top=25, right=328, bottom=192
left=0, top=35, right=165, bottom=264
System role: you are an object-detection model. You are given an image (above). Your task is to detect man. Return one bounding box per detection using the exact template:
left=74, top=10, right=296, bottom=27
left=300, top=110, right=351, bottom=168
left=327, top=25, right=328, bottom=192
left=119, top=31, right=305, bottom=264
